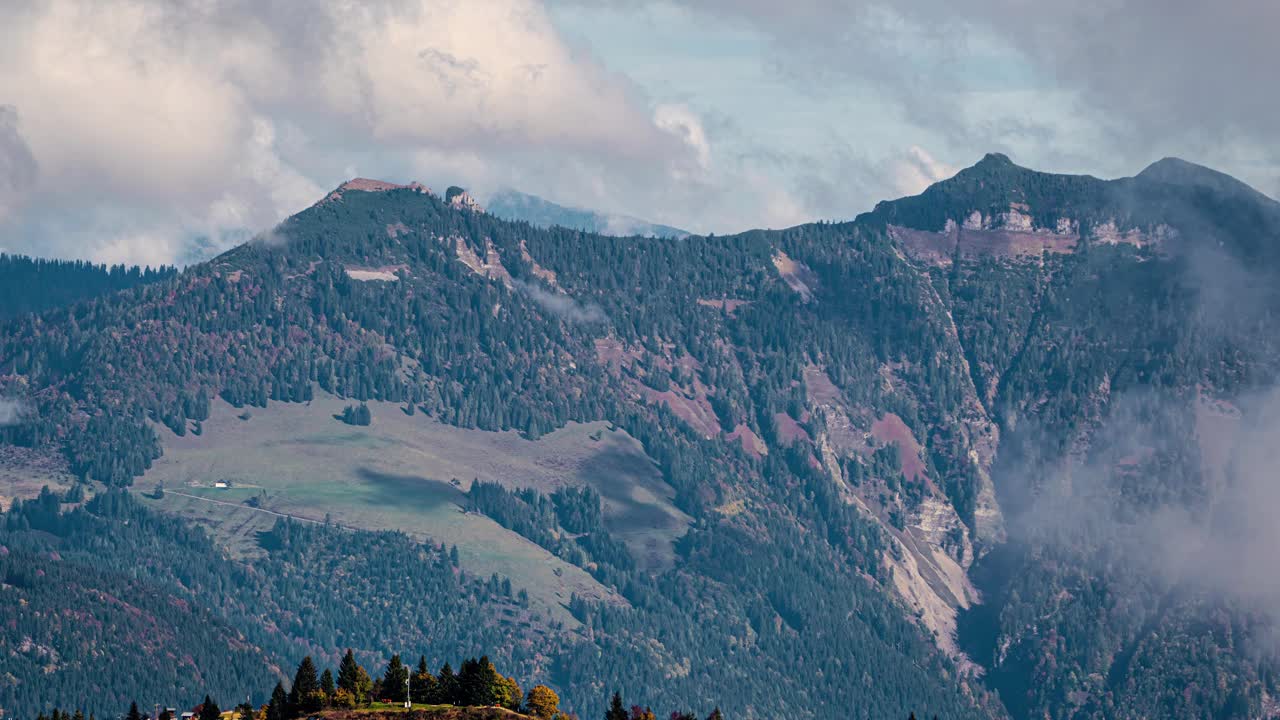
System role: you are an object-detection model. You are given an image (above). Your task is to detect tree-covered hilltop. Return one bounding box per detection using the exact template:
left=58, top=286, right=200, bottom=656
left=3, top=156, right=1280, bottom=720
left=0, top=253, right=175, bottom=321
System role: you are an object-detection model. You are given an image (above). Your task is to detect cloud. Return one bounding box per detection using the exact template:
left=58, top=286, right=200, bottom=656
left=0, top=398, right=27, bottom=427
left=0, top=106, right=38, bottom=225
left=992, top=375, right=1280, bottom=655
left=887, top=146, right=958, bottom=197
left=511, top=279, right=608, bottom=325
left=0, top=0, right=710, bottom=265
left=563, top=0, right=1279, bottom=195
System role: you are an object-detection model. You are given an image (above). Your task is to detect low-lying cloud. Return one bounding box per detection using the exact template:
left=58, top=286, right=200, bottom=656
left=512, top=279, right=608, bottom=325
left=1000, top=381, right=1280, bottom=652
left=0, top=398, right=27, bottom=427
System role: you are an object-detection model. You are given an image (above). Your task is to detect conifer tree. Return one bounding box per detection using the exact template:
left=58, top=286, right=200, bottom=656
left=475, top=656, right=504, bottom=706
left=381, top=654, right=409, bottom=703
left=320, top=669, right=336, bottom=702
left=126, top=702, right=142, bottom=720
left=198, top=696, right=220, bottom=720
left=337, top=650, right=361, bottom=695
left=411, top=656, right=438, bottom=704
left=288, top=656, right=322, bottom=714
left=605, top=692, right=627, bottom=720
left=457, top=658, right=481, bottom=706
left=437, top=663, right=459, bottom=705
left=266, top=682, right=287, bottom=720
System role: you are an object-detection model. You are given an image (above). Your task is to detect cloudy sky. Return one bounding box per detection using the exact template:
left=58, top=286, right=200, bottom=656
left=0, top=0, right=1275, bottom=266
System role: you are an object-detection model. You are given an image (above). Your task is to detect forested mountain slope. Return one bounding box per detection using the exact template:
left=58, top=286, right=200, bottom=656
left=3, top=158, right=1280, bottom=720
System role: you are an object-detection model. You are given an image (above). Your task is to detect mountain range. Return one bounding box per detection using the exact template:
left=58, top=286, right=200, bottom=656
left=2, top=154, right=1280, bottom=720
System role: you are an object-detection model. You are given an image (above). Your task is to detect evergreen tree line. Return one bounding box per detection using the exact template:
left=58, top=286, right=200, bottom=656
left=0, top=253, right=175, bottom=322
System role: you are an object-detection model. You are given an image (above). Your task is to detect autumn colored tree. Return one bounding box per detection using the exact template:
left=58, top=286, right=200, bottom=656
left=411, top=656, right=438, bottom=704
left=525, top=685, right=560, bottom=720
left=496, top=675, right=523, bottom=711
left=628, top=707, right=656, bottom=720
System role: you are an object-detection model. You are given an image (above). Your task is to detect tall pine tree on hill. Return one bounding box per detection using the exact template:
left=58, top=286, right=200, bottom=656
left=288, top=656, right=322, bottom=714
left=381, top=654, right=408, bottom=703
left=266, top=683, right=287, bottom=720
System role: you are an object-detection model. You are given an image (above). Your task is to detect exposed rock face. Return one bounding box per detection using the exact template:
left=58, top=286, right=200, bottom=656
left=798, top=363, right=987, bottom=662
left=344, top=266, right=404, bottom=282
left=519, top=239, right=559, bottom=287
left=726, top=423, right=768, bottom=458
left=771, top=251, right=818, bottom=301
left=446, top=186, right=484, bottom=213
left=889, top=219, right=1078, bottom=267
left=451, top=236, right=511, bottom=285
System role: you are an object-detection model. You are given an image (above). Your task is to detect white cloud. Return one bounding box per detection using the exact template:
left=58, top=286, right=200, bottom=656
left=0, top=0, right=709, bottom=265
left=654, top=104, right=712, bottom=172
left=560, top=0, right=1280, bottom=206
left=511, top=279, right=608, bottom=325
left=0, top=398, right=27, bottom=427
left=0, top=106, right=38, bottom=223
left=888, top=146, right=957, bottom=196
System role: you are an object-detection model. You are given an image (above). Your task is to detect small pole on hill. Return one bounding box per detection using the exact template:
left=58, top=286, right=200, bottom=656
left=404, top=671, right=411, bottom=709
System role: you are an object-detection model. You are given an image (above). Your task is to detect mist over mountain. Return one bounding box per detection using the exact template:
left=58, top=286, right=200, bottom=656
left=4, top=154, right=1280, bottom=720
left=485, top=188, right=689, bottom=238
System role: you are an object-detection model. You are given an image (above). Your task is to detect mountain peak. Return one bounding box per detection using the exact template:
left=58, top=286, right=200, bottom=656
left=954, top=152, right=1025, bottom=180
left=1136, top=157, right=1274, bottom=204
left=320, top=178, right=431, bottom=205
left=977, top=152, right=1014, bottom=168
left=339, top=178, right=429, bottom=194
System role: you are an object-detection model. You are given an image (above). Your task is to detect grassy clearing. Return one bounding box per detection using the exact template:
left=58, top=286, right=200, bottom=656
left=141, top=393, right=688, bottom=623
left=0, top=447, right=77, bottom=511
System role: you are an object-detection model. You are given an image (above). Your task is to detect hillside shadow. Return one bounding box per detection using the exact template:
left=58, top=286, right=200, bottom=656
left=356, top=467, right=466, bottom=511
left=577, top=447, right=681, bottom=534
